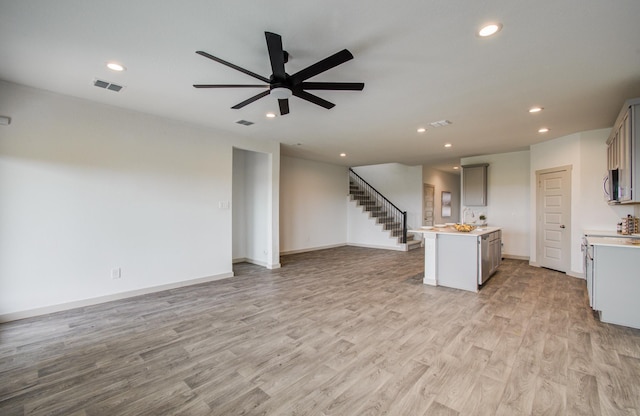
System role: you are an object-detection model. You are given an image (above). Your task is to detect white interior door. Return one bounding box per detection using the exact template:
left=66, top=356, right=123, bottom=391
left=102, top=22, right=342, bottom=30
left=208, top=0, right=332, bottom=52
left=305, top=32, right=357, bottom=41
left=423, top=184, right=434, bottom=226
left=536, top=167, right=571, bottom=273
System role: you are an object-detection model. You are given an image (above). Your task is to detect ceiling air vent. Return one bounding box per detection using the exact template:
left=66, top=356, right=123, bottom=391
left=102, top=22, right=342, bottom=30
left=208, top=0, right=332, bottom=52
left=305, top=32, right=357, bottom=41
left=93, top=79, right=124, bottom=92
left=429, top=119, right=452, bottom=128
left=235, top=120, right=254, bottom=126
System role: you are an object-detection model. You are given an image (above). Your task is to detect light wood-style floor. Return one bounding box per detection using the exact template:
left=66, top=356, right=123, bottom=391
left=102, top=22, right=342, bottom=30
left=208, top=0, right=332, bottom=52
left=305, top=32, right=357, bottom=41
left=1, top=246, right=640, bottom=415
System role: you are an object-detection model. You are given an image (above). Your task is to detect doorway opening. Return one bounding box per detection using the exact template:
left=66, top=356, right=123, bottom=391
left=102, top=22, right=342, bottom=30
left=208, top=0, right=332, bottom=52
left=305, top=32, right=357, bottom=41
left=232, top=148, right=273, bottom=268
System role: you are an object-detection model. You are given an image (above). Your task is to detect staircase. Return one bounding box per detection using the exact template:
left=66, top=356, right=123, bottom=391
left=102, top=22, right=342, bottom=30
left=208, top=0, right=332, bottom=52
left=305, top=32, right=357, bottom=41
left=349, top=169, right=421, bottom=251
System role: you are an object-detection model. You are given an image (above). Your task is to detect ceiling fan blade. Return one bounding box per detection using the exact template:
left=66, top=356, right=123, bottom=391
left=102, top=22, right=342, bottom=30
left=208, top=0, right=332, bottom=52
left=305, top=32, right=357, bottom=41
left=196, top=51, right=270, bottom=83
left=193, top=84, right=269, bottom=88
left=292, top=90, right=335, bottom=109
left=231, top=90, right=271, bottom=109
left=290, top=49, right=354, bottom=84
left=278, top=99, right=290, bottom=115
left=300, top=82, right=365, bottom=91
left=265, top=32, right=286, bottom=80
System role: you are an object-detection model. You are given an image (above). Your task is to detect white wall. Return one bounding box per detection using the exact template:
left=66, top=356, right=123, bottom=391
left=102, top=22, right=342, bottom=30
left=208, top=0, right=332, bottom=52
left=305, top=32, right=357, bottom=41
left=577, top=129, right=634, bottom=230
left=279, top=156, right=347, bottom=254
left=422, top=167, right=461, bottom=224
left=461, top=151, right=530, bottom=259
left=352, top=163, right=423, bottom=229
left=0, top=81, right=280, bottom=319
left=347, top=197, right=405, bottom=250
left=530, top=128, right=634, bottom=276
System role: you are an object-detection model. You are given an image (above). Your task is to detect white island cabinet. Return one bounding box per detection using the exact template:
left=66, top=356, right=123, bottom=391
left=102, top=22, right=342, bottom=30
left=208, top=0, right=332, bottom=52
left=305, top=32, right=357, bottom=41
left=410, top=226, right=502, bottom=292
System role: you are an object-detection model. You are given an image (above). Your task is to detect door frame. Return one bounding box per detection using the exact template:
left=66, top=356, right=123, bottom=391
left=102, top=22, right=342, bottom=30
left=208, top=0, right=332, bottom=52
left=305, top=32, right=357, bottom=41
left=535, top=165, right=572, bottom=273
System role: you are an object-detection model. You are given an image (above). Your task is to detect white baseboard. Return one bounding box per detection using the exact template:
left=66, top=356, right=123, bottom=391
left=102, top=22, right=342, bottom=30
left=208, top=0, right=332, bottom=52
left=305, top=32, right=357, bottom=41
left=346, top=243, right=406, bottom=252
left=567, top=271, right=585, bottom=279
left=502, top=254, right=529, bottom=261
left=527, top=260, right=584, bottom=279
left=233, top=257, right=281, bottom=269
left=0, top=271, right=234, bottom=323
left=232, top=257, right=249, bottom=264
left=281, top=242, right=411, bottom=256
left=280, top=243, right=347, bottom=256
left=423, top=277, right=436, bottom=286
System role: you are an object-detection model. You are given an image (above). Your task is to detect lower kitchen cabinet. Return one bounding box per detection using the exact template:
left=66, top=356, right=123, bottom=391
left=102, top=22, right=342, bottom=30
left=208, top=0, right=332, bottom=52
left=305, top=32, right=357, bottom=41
left=590, top=240, right=640, bottom=329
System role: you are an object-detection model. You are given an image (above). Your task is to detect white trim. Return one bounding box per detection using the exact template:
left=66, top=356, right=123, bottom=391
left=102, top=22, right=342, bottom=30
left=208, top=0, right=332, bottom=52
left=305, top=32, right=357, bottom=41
left=567, top=271, right=585, bottom=279
left=423, top=277, right=437, bottom=286
left=347, top=242, right=407, bottom=252
left=233, top=257, right=280, bottom=269
left=0, top=272, right=233, bottom=323
left=502, top=254, right=529, bottom=261
left=280, top=243, right=347, bottom=256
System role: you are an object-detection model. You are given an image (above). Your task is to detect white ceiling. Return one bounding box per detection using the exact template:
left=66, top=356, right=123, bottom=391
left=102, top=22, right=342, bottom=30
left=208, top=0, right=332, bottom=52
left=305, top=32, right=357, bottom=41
left=2, top=0, right=640, bottom=172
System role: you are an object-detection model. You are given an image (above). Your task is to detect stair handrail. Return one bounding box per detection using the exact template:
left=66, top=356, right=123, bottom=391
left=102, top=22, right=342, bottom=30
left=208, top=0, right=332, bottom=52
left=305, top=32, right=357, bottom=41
left=349, top=168, right=408, bottom=243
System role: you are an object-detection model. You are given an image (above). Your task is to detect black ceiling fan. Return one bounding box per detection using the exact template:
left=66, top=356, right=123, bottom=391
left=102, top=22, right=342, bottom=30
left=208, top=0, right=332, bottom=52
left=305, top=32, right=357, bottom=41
left=193, top=31, right=364, bottom=115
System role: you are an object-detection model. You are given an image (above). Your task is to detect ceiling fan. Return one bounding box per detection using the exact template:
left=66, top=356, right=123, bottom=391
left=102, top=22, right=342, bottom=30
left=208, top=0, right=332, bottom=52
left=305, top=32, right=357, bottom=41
left=194, top=31, right=364, bottom=115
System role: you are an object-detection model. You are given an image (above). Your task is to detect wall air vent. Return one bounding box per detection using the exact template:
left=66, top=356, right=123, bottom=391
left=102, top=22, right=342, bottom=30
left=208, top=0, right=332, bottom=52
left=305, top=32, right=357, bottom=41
left=93, top=79, right=124, bottom=92
left=235, top=120, right=254, bottom=126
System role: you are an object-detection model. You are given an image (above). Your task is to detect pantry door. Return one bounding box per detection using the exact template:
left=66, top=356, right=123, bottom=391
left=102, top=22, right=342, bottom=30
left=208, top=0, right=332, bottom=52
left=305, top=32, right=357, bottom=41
left=536, top=166, right=572, bottom=273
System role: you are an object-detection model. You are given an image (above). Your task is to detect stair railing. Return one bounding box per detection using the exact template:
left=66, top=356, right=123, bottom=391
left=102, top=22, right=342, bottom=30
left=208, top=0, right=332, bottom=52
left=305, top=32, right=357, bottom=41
left=349, top=168, right=407, bottom=243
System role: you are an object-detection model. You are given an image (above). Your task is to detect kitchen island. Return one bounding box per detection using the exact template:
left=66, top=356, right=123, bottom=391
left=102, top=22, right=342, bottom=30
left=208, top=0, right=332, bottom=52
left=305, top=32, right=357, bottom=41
left=409, top=226, right=502, bottom=292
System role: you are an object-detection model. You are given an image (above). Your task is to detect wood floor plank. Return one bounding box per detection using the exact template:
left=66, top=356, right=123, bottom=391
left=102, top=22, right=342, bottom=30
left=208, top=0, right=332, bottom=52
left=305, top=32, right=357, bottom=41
left=566, top=369, right=601, bottom=416
left=1, top=247, right=640, bottom=415
left=494, top=351, right=539, bottom=416
left=531, top=377, right=566, bottom=416
left=355, top=359, right=428, bottom=416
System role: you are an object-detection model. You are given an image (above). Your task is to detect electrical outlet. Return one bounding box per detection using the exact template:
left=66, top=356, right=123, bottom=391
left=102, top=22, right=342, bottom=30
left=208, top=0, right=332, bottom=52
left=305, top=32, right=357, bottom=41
left=111, top=268, right=121, bottom=279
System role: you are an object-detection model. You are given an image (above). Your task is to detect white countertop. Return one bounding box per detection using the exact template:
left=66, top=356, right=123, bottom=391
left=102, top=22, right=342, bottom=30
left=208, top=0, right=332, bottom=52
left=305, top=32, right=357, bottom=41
left=587, top=236, right=640, bottom=248
left=583, top=229, right=640, bottom=238
left=409, top=226, right=501, bottom=237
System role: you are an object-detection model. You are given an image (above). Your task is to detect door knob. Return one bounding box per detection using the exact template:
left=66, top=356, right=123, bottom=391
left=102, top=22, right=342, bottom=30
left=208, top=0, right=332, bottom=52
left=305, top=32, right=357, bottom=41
left=560, top=225, right=565, bottom=229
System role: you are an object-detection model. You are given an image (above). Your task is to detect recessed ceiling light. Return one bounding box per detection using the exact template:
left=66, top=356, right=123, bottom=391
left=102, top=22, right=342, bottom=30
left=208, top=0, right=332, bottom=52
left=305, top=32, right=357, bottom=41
left=417, top=127, right=426, bottom=133
left=538, top=127, right=550, bottom=133
left=529, top=106, right=543, bottom=113
left=340, top=153, right=347, bottom=157
left=266, top=112, right=276, bottom=118
left=106, top=62, right=126, bottom=72
left=444, top=143, right=452, bottom=148
left=478, top=23, right=502, bottom=37
left=453, top=166, right=459, bottom=170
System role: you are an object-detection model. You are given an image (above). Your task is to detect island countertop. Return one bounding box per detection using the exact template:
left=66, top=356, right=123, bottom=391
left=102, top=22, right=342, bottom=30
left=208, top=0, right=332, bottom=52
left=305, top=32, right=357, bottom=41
left=409, top=225, right=501, bottom=237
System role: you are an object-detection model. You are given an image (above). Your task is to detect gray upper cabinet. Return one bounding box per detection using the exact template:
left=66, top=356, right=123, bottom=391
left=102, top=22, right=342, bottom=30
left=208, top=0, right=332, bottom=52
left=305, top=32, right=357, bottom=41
left=607, top=98, right=640, bottom=204
left=462, top=164, right=488, bottom=206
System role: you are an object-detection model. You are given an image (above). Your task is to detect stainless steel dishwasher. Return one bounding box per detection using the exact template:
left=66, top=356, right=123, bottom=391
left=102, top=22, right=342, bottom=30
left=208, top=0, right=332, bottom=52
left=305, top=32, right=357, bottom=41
left=479, top=233, right=491, bottom=284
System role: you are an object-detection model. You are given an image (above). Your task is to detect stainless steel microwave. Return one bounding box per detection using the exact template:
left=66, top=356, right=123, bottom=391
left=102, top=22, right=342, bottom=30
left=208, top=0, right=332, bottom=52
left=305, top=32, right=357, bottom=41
left=607, top=169, right=619, bottom=202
